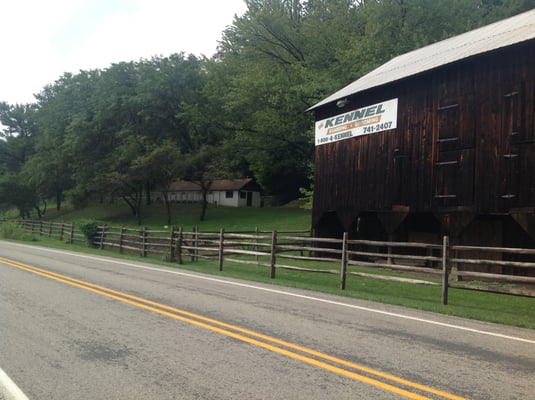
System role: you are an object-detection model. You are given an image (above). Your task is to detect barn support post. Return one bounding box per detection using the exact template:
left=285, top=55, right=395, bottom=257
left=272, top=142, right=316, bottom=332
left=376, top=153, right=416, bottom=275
left=270, top=230, right=277, bottom=279
left=442, top=235, right=450, bottom=305
left=218, top=228, right=225, bottom=271
left=340, top=232, right=348, bottom=290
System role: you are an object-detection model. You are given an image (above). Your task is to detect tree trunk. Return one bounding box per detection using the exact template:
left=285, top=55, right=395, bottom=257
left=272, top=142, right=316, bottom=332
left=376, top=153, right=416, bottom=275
left=56, top=190, right=62, bottom=211
left=200, top=188, right=208, bottom=222
left=145, top=182, right=152, bottom=205
left=163, top=191, right=172, bottom=226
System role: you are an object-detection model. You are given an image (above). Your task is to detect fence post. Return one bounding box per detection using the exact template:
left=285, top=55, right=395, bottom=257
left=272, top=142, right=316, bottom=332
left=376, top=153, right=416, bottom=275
left=119, top=226, right=125, bottom=254
left=442, top=235, right=450, bottom=305
left=193, top=226, right=198, bottom=262
left=99, top=225, right=106, bottom=249
left=218, top=228, right=225, bottom=271
left=48, top=222, right=53, bottom=237
left=340, top=232, right=348, bottom=290
left=60, top=223, right=65, bottom=241
left=69, top=223, right=74, bottom=244
left=39, top=220, right=43, bottom=236
left=140, top=227, right=148, bottom=257
left=387, top=234, right=393, bottom=264
left=176, top=227, right=183, bottom=264
left=255, top=226, right=260, bottom=263
left=168, top=227, right=175, bottom=262
left=270, top=230, right=277, bottom=279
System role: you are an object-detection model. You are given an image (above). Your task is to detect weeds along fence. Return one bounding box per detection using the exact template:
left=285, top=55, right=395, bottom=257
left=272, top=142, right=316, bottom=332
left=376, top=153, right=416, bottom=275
left=3, top=219, right=87, bottom=245
left=4, top=219, right=534, bottom=302
left=92, top=225, right=535, bottom=303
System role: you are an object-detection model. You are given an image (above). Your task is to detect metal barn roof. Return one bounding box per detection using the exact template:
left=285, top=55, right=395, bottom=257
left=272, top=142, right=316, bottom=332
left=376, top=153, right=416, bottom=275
left=308, top=8, right=535, bottom=111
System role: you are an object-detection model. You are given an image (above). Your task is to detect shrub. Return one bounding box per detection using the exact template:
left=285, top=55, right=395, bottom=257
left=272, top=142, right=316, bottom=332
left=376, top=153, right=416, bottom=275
left=78, top=220, right=101, bottom=247
left=0, top=221, right=37, bottom=241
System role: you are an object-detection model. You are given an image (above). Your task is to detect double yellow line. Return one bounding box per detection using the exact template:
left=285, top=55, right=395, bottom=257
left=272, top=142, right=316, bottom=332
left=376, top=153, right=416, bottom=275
left=1, top=257, right=466, bottom=400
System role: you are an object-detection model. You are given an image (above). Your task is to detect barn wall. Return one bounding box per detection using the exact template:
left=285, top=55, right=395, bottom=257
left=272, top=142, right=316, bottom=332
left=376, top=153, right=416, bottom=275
left=313, top=40, right=535, bottom=245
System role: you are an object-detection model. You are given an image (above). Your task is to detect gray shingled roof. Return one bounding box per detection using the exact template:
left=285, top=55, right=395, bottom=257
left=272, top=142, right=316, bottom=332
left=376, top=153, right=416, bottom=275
left=308, top=8, right=535, bottom=111
left=168, top=178, right=255, bottom=192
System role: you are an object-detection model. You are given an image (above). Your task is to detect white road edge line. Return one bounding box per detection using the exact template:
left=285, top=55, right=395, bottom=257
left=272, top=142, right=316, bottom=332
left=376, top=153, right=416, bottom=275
left=5, top=243, right=535, bottom=345
left=0, top=368, right=29, bottom=400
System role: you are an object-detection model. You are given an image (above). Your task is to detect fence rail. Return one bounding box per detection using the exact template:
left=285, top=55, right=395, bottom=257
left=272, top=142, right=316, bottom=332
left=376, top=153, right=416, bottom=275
left=90, top=224, right=535, bottom=302
left=3, top=219, right=534, bottom=302
left=2, top=219, right=87, bottom=245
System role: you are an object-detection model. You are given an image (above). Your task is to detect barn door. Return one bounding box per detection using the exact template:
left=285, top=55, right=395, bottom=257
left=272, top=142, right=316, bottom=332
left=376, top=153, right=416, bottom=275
left=500, top=88, right=521, bottom=206
left=433, top=97, right=475, bottom=207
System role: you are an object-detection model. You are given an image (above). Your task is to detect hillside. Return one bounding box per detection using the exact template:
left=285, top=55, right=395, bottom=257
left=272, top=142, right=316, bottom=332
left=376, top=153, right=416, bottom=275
left=40, top=201, right=311, bottom=232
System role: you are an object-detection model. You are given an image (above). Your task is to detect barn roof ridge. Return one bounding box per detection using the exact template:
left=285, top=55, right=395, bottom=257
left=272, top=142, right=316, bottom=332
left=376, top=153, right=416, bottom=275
left=308, top=8, right=535, bottom=111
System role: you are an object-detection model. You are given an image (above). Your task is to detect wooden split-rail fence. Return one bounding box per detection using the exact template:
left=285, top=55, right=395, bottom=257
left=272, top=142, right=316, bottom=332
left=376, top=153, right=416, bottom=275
left=4, top=220, right=535, bottom=303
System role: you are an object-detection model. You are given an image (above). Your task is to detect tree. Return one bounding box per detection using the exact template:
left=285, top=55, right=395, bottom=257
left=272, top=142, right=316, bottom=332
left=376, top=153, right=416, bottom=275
left=0, top=102, right=37, bottom=172
left=176, top=145, right=226, bottom=222
left=213, top=0, right=320, bottom=199
left=33, top=71, right=99, bottom=210
left=135, top=141, right=182, bottom=225
left=100, top=135, right=149, bottom=225
left=0, top=172, right=44, bottom=218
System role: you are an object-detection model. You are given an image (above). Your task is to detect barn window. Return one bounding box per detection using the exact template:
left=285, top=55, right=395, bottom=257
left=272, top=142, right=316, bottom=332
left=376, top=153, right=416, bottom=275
left=437, top=104, right=459, bottom=151
left=240, top=191, right=247, bottom=199
left=225, top=191, right=234, bottom=198
left=505, top=90, right=520, bottom=137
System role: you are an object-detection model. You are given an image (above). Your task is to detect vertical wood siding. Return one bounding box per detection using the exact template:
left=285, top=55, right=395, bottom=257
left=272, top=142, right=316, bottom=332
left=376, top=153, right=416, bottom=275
left=313, top=40, right=535, bottom=234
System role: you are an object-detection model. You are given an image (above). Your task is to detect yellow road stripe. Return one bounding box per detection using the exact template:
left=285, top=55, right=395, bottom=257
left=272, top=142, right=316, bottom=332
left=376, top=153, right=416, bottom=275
left=1, top=257, right=467, bottom=400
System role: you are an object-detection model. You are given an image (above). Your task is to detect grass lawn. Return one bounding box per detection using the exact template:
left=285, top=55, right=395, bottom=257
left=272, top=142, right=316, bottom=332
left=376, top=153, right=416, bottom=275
left=43, top=202, right=312, bottom=232
left=3, top=201, right=535, bottom=329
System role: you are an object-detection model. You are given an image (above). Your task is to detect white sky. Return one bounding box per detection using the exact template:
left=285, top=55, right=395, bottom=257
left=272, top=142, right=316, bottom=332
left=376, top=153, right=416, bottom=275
left=0, top=0, right=247, bottom=105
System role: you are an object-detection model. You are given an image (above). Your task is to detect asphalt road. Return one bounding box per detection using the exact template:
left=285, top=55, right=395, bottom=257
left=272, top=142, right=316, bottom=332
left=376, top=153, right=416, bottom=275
left=1, top=241, right=534, bottom=400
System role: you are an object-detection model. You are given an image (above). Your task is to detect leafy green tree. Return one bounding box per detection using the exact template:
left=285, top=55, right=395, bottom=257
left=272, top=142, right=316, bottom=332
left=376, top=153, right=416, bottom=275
left=33, top=71, right=100, bottom=210
left=213, top=0, right=319, bottom=199
left=176, top=145, right=226, bottom=222
left=0, top=102, right=37, bottom=172
left=0, top=172, right=43, bottom=218
left=134, top=140, right=183, bottom=225
left=100, top=135, right=148, bottom=225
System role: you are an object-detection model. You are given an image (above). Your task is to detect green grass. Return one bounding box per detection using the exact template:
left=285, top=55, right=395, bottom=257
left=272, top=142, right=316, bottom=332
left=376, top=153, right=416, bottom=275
left=4, top=201, right=535, bottom=329
left=43, top=202, right=311, bottom=231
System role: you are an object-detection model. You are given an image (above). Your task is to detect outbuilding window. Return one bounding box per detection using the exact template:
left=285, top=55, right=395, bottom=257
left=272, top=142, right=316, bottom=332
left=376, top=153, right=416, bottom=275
left=225, top=191, right=234, bottom=198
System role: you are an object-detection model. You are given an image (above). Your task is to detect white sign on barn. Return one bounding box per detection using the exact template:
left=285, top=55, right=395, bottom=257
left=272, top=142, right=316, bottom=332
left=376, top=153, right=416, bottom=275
left=315, top=98, right=398, bottom=146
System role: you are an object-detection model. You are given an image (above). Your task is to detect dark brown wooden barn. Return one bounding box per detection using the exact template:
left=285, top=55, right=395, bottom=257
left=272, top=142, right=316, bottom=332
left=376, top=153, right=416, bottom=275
left=308, top=9, right=535, bottom=262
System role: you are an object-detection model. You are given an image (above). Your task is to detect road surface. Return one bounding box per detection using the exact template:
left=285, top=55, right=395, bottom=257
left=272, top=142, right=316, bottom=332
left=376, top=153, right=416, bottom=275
left=1, top=241, right=534, bottom=399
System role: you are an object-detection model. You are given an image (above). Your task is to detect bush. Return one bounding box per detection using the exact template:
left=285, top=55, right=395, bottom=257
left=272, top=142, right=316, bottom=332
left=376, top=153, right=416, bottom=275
left=78, top=220, right=101, bottom=247
left=0, top=221, right=37, bottom=241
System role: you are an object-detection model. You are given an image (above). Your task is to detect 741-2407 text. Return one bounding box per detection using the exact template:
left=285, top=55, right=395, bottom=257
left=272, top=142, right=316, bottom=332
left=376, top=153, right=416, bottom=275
left=363, top=121, right=393, bottom=134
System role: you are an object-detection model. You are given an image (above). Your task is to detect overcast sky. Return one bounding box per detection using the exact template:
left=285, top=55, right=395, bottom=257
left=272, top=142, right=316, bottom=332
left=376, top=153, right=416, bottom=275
left=0, top=0, right=247, bottom=105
